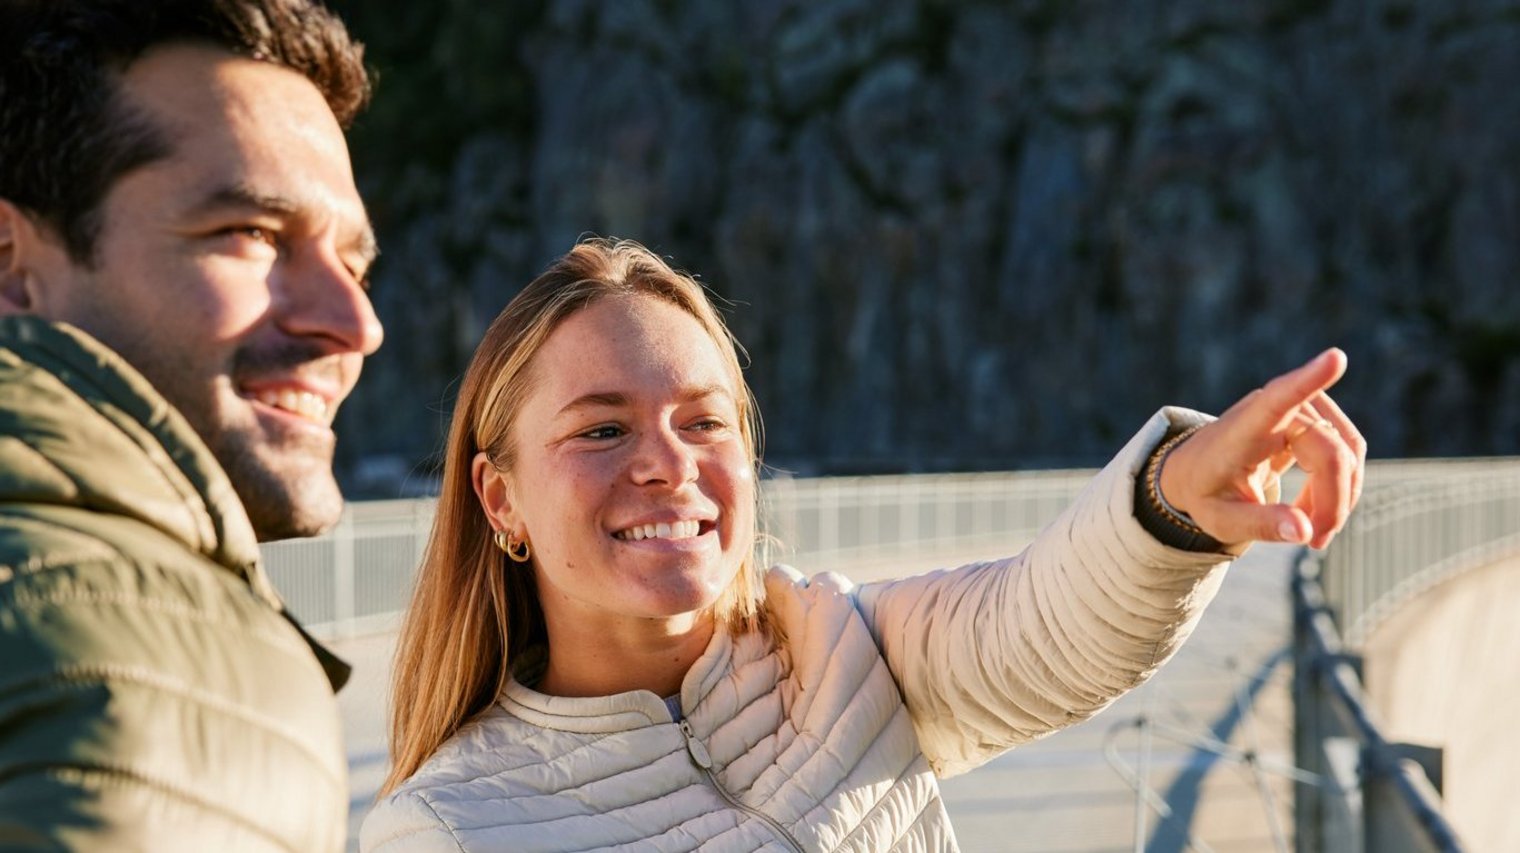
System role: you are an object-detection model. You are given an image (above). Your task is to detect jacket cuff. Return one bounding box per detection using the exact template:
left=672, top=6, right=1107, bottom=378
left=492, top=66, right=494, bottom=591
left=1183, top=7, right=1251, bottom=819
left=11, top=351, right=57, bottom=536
left=1132, top=424, right=1228, bottom=553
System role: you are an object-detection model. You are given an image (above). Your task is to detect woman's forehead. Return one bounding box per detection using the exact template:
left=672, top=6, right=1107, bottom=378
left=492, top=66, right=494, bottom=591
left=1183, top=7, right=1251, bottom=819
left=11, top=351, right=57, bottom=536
left=529, top=294, right=739, bottom=410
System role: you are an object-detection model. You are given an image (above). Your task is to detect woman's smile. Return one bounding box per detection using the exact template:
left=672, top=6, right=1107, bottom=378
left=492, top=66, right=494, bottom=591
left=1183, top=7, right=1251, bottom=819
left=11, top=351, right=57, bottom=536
left=611, top=517, right=718, bottom=544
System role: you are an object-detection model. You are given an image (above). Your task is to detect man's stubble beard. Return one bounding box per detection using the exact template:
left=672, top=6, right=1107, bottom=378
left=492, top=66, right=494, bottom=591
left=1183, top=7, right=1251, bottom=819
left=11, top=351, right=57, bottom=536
left=57, top=271, right=351, bottom=542
left=135, top=341, right=349, bottom=543
left=210, top=342, right=350, bottom=542
left=210, top=422, right=345, bottom=541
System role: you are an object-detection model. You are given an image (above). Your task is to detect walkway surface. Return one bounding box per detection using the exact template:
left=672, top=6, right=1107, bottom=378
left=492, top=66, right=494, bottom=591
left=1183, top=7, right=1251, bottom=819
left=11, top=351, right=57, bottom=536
left=333, top=543, right=1301, bottom=852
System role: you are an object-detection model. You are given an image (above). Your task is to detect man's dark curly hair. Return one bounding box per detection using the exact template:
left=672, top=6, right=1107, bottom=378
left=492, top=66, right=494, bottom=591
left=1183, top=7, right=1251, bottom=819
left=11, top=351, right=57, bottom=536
left=0, top=0, right=371, bottom=264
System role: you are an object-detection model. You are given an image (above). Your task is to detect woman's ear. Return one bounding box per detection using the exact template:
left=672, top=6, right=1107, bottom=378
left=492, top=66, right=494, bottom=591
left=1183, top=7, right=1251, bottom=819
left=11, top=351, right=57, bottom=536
left=472, top=451, right=518, bottom=533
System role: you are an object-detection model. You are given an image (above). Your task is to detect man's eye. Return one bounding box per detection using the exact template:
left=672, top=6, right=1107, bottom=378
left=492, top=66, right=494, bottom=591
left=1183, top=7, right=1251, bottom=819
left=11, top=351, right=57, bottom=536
left=347, top=263, right=374, bottom=292
left=217, top=226, right=277, bottom=247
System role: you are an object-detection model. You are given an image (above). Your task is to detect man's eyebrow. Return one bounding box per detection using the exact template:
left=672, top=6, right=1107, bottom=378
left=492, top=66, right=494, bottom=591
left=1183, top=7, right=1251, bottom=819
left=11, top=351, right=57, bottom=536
left=187, top=184, right=300, bottom=217
left=554, top=384, right=732, bottom=419
left=351, top=226, right=380, bottom=269
left=185, top=184, right=380, bottom=267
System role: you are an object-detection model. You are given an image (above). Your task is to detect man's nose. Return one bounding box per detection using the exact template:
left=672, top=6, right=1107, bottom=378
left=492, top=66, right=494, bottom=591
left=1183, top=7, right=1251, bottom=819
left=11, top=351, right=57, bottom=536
left=277, top=246, right=383, bottom=356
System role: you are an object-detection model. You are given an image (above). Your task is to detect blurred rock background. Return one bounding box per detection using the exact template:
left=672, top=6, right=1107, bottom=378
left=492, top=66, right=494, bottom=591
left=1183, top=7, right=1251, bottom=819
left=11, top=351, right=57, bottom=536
left=327, top=0, right=1520, bottom=494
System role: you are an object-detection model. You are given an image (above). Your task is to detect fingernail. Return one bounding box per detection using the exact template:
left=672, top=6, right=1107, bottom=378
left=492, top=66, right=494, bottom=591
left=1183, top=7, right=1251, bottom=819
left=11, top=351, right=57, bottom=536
left=1279, top=520, right=1301, bottom=542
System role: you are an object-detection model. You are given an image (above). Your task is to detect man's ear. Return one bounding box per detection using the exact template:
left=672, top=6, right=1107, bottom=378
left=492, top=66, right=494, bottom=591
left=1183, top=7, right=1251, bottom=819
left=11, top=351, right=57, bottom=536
left=472, top=451, right=522, bottom=536
left=0, top=200, right=51, bottom=315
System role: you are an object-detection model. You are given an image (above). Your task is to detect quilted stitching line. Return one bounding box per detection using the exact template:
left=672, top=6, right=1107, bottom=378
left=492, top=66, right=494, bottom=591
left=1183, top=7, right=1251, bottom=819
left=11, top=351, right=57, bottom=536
left=3, top=589, right=309, bottom=654
left=0, top=664, right=342, bottom=788
left=0, top=762, right=305, bottom=853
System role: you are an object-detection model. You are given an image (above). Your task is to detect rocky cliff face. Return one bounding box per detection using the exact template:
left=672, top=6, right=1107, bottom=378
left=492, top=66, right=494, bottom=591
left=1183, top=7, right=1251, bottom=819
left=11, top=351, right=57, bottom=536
left=331, top=0, right=1520, bottom=493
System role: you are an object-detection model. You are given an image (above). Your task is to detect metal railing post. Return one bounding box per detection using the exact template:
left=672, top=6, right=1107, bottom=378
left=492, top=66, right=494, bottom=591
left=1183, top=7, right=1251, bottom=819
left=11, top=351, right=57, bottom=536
left=1322, top=737, right=1364, bottom=852
left=1292, top=561, right=1323, bottom=853
left=1294, top=548, right=1471, bottom=853
left=332, top=510, right=354, bottom=639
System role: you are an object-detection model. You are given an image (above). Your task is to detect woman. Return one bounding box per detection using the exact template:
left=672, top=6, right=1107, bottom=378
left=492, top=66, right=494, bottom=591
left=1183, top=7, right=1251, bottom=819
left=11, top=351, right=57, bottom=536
left=362, top=238, right=1363, bottom=852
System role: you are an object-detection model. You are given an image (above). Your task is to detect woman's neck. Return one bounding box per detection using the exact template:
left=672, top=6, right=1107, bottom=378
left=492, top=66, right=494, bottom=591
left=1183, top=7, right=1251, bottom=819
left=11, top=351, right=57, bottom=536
left=537, top=610, right=717, bottom=699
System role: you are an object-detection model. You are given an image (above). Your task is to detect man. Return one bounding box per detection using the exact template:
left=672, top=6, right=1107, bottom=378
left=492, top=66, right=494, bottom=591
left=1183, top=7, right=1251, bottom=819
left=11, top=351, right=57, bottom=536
left=0, top=1, right=381, bottom=848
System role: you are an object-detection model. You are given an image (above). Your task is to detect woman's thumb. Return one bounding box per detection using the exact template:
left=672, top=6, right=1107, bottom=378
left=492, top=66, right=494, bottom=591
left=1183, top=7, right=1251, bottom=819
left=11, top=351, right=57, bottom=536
left=1192, top=499, right=1312, bottom=546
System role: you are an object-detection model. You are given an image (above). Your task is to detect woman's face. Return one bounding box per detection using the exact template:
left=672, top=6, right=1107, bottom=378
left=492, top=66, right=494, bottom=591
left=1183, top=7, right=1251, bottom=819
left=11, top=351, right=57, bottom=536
left=490, top=294, right=755, bottom=634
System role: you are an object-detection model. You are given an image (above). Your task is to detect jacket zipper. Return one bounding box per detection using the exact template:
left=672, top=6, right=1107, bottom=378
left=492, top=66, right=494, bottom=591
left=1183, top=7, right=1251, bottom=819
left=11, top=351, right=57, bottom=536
left=679, top=719, right=806, bottom=853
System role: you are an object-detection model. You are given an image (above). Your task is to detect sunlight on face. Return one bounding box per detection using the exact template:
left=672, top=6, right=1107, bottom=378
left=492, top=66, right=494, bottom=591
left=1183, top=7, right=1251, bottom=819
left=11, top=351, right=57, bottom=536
left=30, top=45, right=381, bottom=539
left=502, top=294, right=756, bottom=636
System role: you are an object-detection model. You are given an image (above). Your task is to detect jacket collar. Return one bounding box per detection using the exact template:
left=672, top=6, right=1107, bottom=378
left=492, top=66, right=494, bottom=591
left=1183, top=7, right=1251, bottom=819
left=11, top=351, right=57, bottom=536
left=500, top=627, right=746, bottom=733
left=0, top=316, right=265, bottom=575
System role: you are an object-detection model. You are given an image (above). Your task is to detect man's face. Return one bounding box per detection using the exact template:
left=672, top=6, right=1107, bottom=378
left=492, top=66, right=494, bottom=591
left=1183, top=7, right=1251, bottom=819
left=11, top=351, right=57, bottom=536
left=22, top=44, right=383, bottom=540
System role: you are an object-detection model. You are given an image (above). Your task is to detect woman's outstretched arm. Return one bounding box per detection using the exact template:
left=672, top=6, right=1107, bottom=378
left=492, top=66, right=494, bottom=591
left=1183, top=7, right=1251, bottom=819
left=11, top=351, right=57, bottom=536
left=853, top=350, right=1364, bottom=778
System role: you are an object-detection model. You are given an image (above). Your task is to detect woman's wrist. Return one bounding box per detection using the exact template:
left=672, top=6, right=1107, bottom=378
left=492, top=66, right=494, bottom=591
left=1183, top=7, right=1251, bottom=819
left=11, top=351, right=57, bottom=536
left=1133, top=424, right=1226, bottom=553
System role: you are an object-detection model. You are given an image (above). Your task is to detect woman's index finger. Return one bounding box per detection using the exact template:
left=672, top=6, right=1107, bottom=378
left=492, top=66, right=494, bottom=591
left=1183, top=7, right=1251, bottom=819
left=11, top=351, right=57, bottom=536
left=1238, top=348, right=1349, bottom=435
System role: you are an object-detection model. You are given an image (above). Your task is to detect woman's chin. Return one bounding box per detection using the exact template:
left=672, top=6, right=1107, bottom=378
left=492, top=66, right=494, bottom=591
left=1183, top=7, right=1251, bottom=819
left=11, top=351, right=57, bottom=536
left=631, top=574, right=732, bottom=622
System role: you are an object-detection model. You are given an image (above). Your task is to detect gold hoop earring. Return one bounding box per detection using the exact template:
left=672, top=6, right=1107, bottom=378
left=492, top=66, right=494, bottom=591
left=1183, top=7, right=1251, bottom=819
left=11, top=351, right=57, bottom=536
left=493, top=528, right=531, bottom=563
left=505, top=535, right=531, bottom=563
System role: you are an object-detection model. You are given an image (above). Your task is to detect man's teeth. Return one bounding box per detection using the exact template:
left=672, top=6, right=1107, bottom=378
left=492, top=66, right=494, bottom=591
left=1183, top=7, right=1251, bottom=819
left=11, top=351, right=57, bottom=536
left=615, top=520, right=703, bottom=541
left=255, top=389, right=329, bottom=422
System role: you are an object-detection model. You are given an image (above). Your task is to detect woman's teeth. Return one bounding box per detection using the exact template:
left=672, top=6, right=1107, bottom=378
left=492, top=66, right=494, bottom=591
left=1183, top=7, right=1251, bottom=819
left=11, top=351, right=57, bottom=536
left=615, top=520, right=702, bottom=541
left=255, top=389, right=329, bottom=423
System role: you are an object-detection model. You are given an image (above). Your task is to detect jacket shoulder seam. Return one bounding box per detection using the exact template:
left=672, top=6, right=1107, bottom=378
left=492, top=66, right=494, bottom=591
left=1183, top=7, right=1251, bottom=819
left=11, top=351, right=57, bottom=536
left=2, top=664, right=342, bottom=789
left=0, top=763, right=303, bottom=853
left=2, top=587, right=307, bottom=656
left=384, top=790, right=467, bottom=851
left=0, top=513, right=120, bottom=582
left=0, top=549, right=116, bottom=584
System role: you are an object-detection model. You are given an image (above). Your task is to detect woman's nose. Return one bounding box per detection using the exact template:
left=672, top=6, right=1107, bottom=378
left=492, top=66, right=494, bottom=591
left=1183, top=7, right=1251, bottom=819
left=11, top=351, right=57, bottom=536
left=628, top=426, right=699, bottom=487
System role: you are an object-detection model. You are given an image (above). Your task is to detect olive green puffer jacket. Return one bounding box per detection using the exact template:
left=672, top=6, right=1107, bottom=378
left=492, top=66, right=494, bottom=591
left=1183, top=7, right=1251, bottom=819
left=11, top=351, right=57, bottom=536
left=0, top=317, right=349, bottom=852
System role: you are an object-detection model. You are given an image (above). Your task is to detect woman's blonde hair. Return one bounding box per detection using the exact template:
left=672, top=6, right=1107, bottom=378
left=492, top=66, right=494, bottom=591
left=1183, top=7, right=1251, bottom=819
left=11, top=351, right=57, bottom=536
left=381, top=238, right=766, bottom=795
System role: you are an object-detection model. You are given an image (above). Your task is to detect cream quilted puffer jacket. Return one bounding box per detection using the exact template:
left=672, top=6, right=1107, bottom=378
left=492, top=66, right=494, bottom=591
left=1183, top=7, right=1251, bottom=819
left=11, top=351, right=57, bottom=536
left=362, top=409, right=1231, bottom=852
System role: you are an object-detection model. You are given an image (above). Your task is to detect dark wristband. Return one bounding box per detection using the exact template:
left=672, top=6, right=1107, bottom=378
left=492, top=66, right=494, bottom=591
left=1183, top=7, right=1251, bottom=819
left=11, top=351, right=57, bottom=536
left=1133, top=424, right=1227, bottom=553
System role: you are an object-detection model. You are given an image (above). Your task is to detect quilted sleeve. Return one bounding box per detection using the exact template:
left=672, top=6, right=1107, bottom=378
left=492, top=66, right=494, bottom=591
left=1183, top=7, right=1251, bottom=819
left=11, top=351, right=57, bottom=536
left=361, top=790, right=465, bottom=852
left=853, top=407, right=1233, bottom=778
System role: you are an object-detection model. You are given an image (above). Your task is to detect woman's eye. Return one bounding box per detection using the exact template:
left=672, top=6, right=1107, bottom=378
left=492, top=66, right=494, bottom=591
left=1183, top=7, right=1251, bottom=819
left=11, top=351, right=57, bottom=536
left=580, top=425, right=625, bottom=440
left=687, top=418, right=727, bottom=434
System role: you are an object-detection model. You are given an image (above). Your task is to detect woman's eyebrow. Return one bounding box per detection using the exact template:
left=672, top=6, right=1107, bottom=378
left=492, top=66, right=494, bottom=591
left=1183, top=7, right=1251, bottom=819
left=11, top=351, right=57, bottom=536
left=553, top=384, right=732, bottom=419
left=555, top=392, right=628, bottom=418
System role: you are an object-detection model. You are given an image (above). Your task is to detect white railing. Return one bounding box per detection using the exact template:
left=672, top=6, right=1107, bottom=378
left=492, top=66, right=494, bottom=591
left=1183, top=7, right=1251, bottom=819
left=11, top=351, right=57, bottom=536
left=1318, top=459, right=1520, bottom=646
left=261, top=499, right=438, bottom=639
left=758, top=468, right=1092, bottom=575
left=1292, top=456, right=1520, bottom=853
left=263, top=469, right=1098, bottom=640
left=263, top=458, right=1520, bottom=643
